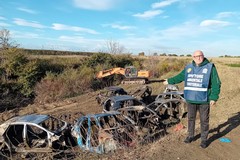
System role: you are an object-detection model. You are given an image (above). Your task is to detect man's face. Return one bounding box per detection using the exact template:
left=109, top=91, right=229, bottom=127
left=192, top=51, right=204, bottom=66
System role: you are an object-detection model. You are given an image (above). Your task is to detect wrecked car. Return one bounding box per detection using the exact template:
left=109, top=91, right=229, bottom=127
left=129, top=85, right=152, bottom=104
left=0, top=114, right=70, bottom=159
left=71, top=111, right=138, bottom=154
left=155, top=84, right=184, bottom=101
left=102, top=95, right=145, bottom=112
left=96, top=85, right=152, bottom=105
left=103, top=95, right=165, bottom=142
left=148, top=85, right=187, bottom=124
left=96, top=86, right=128, bottom=105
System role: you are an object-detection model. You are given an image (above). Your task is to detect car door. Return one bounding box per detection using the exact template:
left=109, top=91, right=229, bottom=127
left=4, top=124, right=24, bottom=149
left=25, top=124, right=49, bottom=150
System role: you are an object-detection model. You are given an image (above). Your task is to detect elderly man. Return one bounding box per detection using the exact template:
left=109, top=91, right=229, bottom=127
left=163, top=50, right=221, bottom=148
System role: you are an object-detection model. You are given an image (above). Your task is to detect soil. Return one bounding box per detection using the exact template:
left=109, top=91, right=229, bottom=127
left=1, top=57, right=240, bottom=160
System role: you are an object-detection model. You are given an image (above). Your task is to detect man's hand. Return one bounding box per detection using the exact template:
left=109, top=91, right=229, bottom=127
left=210, top=100, right=216, bottom=106
left=163, top=79, right=168, bottom=85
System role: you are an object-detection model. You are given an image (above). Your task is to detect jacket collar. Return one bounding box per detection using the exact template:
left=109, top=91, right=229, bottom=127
left=192, top=58, right=209, bottom=67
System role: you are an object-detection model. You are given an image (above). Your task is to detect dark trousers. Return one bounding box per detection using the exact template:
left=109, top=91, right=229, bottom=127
left=187, top=103, right=210, bottom=142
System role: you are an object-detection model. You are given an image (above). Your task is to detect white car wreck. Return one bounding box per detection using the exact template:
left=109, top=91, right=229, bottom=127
left=0, top=114, right=70, bottom=159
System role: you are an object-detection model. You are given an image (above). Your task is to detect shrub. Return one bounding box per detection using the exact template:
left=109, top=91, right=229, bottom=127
left=34, top=66, right=94, bottom=103
left=226, top=63, right=240, bottom=67
left=0, top=49, right=43, bottom=97
left=85, top=53, right=115, bottom=69
left=155, top=58, right=190, bottom=78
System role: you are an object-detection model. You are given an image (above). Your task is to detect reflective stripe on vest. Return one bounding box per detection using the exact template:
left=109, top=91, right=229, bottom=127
left=184, top=87, right=208, bottom=91
left=184, top=63, right=213, bottom=102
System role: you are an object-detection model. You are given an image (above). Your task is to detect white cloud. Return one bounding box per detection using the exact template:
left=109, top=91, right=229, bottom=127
left=151, top=0, right=180, bottom=9
left=52, top=23, right=99, bottom=34
left=216, top=12, right=238, bottom=19
left=0, top=22, right=11, bottom=27
left=17, top=7, right=37, bottom=14
left=156, top=21, right=208, bottom=40
left=197, top=39, right=240, bottom=57
left=126, top=33, right=135, bottom=36
left=133, top=10, right=164, bottom=19
left=13, top=18, right=46, bottom=28
left=103, top=23, right=136, bottom=30
left=111, top=24, right=136, bottom=30
left=200, top=20, right=231, bottom=27
left=0, top=16, right=7, bottom=20
left=12, top=30, right=40, bottom=39
left=59, top=35, right=84, bottom=43
left=177, top=0, right=202, bottom=8
left=73, top=0, right=116, bottom=10
left=57, top=35, right=105, bottom=51
left=162, top=15, right=169, bottom=19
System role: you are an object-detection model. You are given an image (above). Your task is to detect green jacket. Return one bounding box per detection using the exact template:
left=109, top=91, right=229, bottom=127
left=167, top=58, right=221, bottom=104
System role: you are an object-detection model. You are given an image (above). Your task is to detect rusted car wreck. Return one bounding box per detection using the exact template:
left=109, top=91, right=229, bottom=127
left=102, top=95, right=166, bottom=142
left=0, top=114, right=70, bottom=159
left=96, top=85, right=152, bottom=105
left=71, top=111, right=137, bottom=154
left=149, top=85, right=187, bottom=125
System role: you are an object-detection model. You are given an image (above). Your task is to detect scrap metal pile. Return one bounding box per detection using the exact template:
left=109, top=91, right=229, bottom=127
left=0, top=85, right=187, bottom=159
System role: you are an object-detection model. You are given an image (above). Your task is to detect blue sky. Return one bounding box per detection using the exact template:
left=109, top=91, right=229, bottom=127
left=0, top=0, right=240, bottom=57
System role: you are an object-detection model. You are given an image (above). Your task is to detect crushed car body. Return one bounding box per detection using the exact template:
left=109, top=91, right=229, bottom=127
left=102, top=95, right=165, bottom=142
left=71, top=111, right=138, bottom=154
left=0, top=114, right=70, bottom=159
left=102, top=95, right=145, bottom=112
left=96, top=86, right=128, bottom=105
left=96, top=85, right=153, bottom=105
left=148, top=85, right=187, bottom=124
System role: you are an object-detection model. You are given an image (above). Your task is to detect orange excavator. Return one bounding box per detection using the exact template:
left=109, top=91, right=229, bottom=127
left=96, top=66, right=154, bottom=84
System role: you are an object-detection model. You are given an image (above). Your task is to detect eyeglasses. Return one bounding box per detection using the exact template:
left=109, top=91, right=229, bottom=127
left=193, top=55, right=203, bottom=58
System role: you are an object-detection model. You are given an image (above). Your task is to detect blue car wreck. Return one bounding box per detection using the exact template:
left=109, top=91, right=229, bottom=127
left=71, top=111, right=138, bottom=154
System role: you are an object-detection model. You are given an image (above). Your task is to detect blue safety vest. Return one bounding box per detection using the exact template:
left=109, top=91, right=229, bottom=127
left=184, top=63, right=213, bottom=102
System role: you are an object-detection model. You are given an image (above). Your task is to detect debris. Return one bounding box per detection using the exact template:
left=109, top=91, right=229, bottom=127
left=173, top=123, right=185, bottom=132
left=96, top=85, right=152, bottom=105
left=219, top=137, right=232, bottom=143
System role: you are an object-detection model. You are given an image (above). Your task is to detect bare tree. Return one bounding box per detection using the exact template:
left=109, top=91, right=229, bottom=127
left=0, top=28, right=18, bottom=50
left=106, top=39, right=125, bottom=54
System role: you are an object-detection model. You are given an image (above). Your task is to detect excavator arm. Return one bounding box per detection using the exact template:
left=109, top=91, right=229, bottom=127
left=96, top=67, right=126, bottom=79
left=96, top=66, right=153, bottom=84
